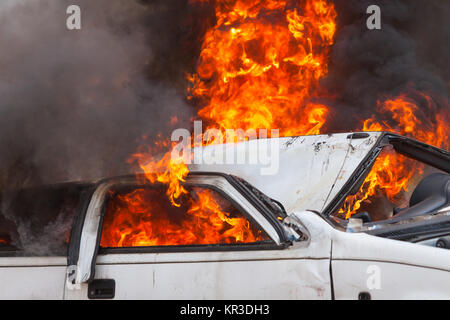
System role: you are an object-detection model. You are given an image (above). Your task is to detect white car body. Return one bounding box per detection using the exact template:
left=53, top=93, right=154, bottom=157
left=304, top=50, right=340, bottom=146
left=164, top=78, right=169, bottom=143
left=0, top=132, right=449, bottom=299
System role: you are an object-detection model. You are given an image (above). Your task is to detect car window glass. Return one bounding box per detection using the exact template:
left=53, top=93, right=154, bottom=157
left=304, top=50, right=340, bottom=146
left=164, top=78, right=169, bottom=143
left=334, top=146, right=445, bottom=221
left=100, top=185, right=271, bottom=248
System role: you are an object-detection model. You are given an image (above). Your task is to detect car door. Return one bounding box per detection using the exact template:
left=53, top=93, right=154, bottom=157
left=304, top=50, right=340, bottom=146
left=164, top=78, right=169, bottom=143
left=64, top=175, right=333, bottom=299
left=0, top=183, right=88, bottom=299
left=331, top=229, right=450, bottom=299
left=0, top=256, right=67, bottom=299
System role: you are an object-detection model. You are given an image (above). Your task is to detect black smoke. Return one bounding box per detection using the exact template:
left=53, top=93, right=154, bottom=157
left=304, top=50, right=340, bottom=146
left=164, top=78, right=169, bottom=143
left=0, top=0, right=196, bottom=191
left=322, top=0, right=449, bottom=134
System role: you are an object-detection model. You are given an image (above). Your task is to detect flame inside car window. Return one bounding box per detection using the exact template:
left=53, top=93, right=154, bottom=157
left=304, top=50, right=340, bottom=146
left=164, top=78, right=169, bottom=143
left=336, top=147, right=444, bottom=221
left=100, top=185, right=270, bottom=248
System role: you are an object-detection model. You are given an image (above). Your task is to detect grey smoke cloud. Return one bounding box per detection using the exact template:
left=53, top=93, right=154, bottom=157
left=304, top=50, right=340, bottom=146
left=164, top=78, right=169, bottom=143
left=0, top=0, right=193, bottom=190
left=322, top=0, right=449, bottom=133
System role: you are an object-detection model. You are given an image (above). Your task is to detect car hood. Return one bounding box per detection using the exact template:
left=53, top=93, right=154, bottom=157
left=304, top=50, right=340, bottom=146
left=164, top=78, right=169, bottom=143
left=189, top=132, right=383, bottom=214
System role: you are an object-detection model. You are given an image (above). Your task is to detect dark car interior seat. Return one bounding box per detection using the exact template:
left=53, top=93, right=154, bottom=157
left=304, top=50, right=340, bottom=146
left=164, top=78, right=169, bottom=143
left=388, top=173, right=450, bottom=223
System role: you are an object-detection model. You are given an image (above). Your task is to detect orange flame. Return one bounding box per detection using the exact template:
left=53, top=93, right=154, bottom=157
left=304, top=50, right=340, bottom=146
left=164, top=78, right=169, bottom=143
left=129, top=140, right=190, bottom=207
left=339, top=150, right=424, bottom=219
left=110, top=0, right=449, bottom=247
left=364, top=93, right=449, bottom=149
left=134, top=0, right=336, bottom=227
left=188, top=0, right=336, bottom=135
left=100, top=187, right=268, bottom=247
left=342, top=94, right=449, bottom=218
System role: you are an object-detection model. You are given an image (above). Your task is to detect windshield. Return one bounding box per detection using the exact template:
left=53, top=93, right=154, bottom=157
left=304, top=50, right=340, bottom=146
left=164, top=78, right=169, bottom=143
left=100, top=183, right=271, bottom=248
left=332, top=142, right=448, bottom=223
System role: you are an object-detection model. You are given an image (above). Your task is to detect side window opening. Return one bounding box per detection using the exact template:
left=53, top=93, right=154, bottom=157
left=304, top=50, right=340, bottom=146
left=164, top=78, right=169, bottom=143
left=99, top=184, right=272, bottom=249
left=334, top=145, right=446, bottom=222
left=0, top=184, right=87, bottom=256
left=0, top=213, right=15, bottom=252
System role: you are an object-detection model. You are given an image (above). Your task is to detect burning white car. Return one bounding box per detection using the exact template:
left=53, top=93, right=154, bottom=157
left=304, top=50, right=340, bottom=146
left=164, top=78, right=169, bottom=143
left=0, top=132, right=449, bottom=299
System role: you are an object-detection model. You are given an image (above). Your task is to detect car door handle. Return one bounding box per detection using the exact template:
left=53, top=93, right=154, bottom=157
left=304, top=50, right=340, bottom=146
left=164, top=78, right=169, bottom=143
left=88, top=279, right=115, bottom=299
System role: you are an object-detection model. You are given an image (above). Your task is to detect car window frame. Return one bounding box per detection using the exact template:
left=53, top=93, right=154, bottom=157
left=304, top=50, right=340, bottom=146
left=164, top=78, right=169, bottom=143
left=97, top=181, right=282, bottom=254
left=72, top=173, right=291, bottom=283
left=323, top=132, right=450, bottom=226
